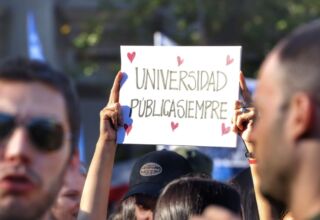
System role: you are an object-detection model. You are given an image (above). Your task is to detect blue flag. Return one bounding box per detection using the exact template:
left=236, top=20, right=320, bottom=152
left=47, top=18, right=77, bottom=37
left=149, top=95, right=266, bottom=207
left=27, top=12, right=45, bottom=61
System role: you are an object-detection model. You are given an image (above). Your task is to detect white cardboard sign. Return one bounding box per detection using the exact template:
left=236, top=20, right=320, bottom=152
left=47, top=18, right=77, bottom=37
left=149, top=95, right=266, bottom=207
left=117, top=46, right=241, bottom=147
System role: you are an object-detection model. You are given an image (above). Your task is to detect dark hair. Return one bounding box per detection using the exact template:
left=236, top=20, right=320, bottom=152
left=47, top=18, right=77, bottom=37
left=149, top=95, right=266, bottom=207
left=229, top=168, right=259, bottom=220
left=154, top=176, right=241, bottom=220
left=109, top=194, right=157, bottom=220
left=276, top=19, right=320, bottom=99
left=0, top=58, right=80, bottom=151
left=230, top=168, right=290, bottom=220
left=108, top=196, right=136, bottom=220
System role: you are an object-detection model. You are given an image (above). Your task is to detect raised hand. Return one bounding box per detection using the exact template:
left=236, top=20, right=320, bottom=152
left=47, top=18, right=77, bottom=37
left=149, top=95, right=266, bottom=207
left=231, top=72, right=256, bottom=149
left=99, top=72, right=123, bottom=142
left=78, top=72, right=123, bottom=220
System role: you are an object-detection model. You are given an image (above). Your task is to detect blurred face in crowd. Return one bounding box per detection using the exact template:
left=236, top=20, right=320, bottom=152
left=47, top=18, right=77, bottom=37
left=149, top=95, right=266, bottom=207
left=251, top=51, right=296, bottom=204
left=50, top=152, right=86, bottom=220
left=135, top=205, right=153, bottom=220
left=135, top=195, right=156, bottom=220
left=0, top=81, right=71, bottom=220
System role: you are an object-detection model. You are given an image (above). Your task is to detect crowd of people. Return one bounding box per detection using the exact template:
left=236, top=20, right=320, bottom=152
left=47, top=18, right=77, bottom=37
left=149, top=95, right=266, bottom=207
left=0, top=18, right=319, bottom=220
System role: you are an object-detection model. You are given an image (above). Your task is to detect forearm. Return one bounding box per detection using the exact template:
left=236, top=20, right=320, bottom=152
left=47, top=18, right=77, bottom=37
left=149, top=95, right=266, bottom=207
left=243, top=140, right=273, bottom=220
left=250, top=164, right=273, bottom=220
left=77, top=138, right=117, bottom=220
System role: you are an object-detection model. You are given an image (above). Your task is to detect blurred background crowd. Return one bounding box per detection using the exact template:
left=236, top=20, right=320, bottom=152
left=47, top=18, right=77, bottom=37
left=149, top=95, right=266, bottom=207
left=1, top=0, right=319, bottom=206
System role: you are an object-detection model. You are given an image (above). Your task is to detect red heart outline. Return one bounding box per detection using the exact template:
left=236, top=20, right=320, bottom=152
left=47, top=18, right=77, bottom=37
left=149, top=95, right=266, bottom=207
left=226, top=55, right=234, bottom=65
left=127, top=52, right=136, bottom=63
left=177, top=56, right=184, bottom=66
left=171, top=121, right=179, bottom=131
left=221, top=123, right=231, bottom=135
left=124, top=124, right=132, bottom=135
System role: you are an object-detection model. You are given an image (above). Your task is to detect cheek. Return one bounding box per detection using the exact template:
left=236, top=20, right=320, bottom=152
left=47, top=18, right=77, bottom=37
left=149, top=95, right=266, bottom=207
left=257, top=117, right=287, bottom=172
left=36, top=148, right=70, bottom=188
left=254, top=117, right=277, bottom=158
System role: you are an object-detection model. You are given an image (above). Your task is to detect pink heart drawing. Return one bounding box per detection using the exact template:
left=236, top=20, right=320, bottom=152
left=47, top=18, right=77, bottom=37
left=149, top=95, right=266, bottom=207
left=171, top=121, right=179, bottom=131
left=221, top=123, right=231, bottom=135
left=226, top=55, right=234, bottom=65
left=124, top=124, right=132, bottom=135
left=127, top=52, right=136, bottom=63
left=177, top=56, right=184, bottom=66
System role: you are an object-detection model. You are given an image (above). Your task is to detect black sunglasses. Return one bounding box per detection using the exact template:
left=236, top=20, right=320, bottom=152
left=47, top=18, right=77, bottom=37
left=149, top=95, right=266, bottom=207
left=0, top=112, right=65, bottom=152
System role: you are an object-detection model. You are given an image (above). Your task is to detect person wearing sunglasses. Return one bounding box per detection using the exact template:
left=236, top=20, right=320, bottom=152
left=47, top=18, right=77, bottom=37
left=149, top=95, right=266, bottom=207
left=0, top=58, right=80, bottom=220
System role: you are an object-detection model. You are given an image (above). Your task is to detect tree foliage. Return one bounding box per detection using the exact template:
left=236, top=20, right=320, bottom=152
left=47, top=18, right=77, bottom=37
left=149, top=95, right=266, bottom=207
left=72, top=0, right=320, bottom=77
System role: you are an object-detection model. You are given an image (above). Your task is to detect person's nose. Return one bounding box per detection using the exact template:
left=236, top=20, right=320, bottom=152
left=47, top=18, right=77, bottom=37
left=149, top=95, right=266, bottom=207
left=4, top=127, right=33, bottom=164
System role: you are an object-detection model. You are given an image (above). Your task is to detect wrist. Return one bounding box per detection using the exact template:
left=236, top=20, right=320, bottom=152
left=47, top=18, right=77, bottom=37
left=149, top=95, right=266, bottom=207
left=97, top=136, right=117, bottom=151
left=243, top=141, right=255, bottom=153
left=245, top=151, right=257, bottom=165
left=98, top=132, right=116, bottom=142
left=248, top=158, right=257, bottom=165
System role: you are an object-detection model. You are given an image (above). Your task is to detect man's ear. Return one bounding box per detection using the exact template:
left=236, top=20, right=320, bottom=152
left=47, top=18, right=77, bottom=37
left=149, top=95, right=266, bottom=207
left=286, top=92, right=314, bottom=141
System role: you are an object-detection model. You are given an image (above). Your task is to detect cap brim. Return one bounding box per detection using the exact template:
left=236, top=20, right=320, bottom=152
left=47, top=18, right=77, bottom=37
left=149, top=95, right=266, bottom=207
left=123, top=182, right=162, bottom=200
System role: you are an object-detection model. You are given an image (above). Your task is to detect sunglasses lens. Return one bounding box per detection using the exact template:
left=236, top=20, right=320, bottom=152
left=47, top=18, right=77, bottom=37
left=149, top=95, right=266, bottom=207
left=0, top=113, right=15, bottom=140
left=28, top=118, right=64, bottom=151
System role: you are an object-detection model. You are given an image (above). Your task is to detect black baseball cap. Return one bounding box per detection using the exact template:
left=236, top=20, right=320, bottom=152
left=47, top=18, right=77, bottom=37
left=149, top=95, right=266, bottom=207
left=174, top=147, right=213, bottom=177
left=123, top=150, right=193, bottom=199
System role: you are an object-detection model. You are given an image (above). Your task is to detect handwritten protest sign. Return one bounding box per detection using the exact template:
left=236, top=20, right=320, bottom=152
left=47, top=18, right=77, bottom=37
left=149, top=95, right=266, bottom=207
left=117, top=46, right=241, bottom=147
